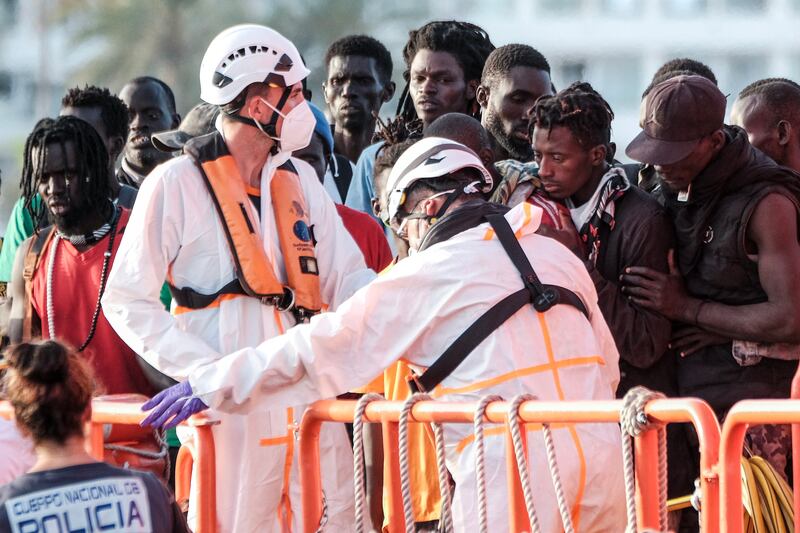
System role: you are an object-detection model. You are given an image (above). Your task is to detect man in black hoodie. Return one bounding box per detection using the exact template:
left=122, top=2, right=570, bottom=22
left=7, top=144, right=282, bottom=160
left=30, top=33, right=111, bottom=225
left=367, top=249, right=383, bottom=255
left=622, top=75, right=800, bottom=476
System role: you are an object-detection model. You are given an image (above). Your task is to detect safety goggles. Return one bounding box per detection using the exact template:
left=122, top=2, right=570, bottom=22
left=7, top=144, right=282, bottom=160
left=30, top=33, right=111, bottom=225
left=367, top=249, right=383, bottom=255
left=392, top=189, right=456, bottom=237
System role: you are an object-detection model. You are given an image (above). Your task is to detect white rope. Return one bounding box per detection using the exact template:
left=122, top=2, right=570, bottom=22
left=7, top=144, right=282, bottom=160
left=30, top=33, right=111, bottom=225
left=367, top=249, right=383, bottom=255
left=542, top=422, right=575, bottom=532
left=352, top=393, right=384, bottom=533
left=398, top=393, right=454, bottom=533
left=473, top=394, right=503, bottom=533
left=104, top=428, right=170, bottom=479
left=620, top=386, right=668, bottom=533
left=45, top=234, right=60, bottom=339
left=507, top=394, right=541, bottom=533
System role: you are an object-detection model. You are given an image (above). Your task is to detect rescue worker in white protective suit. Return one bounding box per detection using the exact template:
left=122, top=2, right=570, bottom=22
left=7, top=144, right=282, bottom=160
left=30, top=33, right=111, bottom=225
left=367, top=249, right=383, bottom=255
left=101, top=24, right=375, bottom=532
left=141, top=137, right=627, bottom=532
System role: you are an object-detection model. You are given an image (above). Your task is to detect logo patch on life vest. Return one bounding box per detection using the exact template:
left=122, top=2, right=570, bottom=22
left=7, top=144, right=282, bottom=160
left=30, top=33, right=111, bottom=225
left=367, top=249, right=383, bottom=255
left=293, top=220, right=311, bottom=242
left=300, top=256, right=319, bottom=275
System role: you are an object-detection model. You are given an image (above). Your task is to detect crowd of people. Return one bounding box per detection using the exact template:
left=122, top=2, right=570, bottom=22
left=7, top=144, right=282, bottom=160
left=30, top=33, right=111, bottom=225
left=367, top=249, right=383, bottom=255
left=1, top=17, right=800, bottom=533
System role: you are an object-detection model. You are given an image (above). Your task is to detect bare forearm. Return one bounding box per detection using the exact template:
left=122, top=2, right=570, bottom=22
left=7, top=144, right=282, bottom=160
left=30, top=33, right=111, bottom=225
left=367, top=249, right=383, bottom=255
left=685, top=298, right=800, bottom=344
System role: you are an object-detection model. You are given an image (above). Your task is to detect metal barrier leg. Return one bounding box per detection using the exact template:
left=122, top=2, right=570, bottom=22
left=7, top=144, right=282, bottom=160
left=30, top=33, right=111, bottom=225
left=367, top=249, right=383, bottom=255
left=720, top=420, right=750, bottom=533
left=175, top=442, right=194, bottom=505
left=382, top=419, right=405, bottom=533
left=89, top=422, right=104, bottom=461
left=791, top=362, right=800, bottom=533
left=635, top=428, right=662, bottom=531
left=194, top=425, right=218, bottom=533
left=300, top=412, right=324, bottom=533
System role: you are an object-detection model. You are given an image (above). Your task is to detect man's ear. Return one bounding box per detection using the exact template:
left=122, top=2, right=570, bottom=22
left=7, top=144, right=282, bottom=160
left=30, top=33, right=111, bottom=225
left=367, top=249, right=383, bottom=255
left=466, top=79, right=479, bottom=102
left=777, top=120, right=792, bottom=146
left=590, top=144, right=608, bottom=167
left=381, top=81, right=396, bottom=104
left=321, top=82, right=330, bottom=104
left=710, top=129, right=726, bottom=151
left=480, top=147, right=495, bottom=167
left=476, top=84, right=490, bottom=110
left=109, top=136, right=125, bottom=162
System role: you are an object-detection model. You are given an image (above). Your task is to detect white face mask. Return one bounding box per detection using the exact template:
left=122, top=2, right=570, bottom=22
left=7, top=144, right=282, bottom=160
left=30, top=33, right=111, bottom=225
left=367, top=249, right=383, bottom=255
left=257, top=97, right=315, bottom=153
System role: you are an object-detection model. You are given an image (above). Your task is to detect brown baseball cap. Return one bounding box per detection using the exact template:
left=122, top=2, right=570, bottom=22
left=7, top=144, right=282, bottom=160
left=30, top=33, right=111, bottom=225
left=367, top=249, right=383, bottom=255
left=626, top=74, right=726, bottom=165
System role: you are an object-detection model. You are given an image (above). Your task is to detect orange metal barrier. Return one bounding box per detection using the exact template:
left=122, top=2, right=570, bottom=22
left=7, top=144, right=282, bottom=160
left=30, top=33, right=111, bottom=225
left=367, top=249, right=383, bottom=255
left=299, top=397, right=720, bottom=533
left=0, top=399, right=218, bottom=533
left=719, top=399, right=800, bottom=533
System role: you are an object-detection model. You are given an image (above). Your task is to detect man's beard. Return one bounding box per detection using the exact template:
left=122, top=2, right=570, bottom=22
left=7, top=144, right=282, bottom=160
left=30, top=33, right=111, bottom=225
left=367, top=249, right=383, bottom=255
left=485, top=111, right=534, bottom=161
left=47, top=207, right=83, bottom=234
left=125, top=147, right=168, bottom=172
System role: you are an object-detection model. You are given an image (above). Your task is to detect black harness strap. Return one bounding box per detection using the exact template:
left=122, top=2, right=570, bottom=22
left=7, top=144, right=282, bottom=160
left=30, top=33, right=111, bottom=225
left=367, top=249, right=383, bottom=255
left=168, top=278, right=245, bottom=309
left=485, top=213, right=588, bottom=316
left=409, top=213, right=588, bottom=394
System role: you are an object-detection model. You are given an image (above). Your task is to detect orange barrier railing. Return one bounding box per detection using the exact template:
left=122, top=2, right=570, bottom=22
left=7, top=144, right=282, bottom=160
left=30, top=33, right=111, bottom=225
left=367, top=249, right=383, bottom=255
left=719, top=399, right=800, bottom=533
left=0, top=399, right=218, bottom=533
left=299, top=397, right=720, bottom=533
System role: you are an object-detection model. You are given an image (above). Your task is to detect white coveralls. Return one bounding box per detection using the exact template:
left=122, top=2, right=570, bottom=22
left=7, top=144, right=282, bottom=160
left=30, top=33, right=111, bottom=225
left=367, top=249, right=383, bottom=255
left=102, top=148, right=375, bottom=532
left=189, top=202, right=628, bottom=532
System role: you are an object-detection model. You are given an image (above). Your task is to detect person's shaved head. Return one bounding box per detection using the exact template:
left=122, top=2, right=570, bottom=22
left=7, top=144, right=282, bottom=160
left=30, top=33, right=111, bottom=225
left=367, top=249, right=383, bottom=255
left=425, top=112, right=493, bottom=155
left=425, top=113, right=497, bottom=179
left=731, top=78, right=800, bottom=171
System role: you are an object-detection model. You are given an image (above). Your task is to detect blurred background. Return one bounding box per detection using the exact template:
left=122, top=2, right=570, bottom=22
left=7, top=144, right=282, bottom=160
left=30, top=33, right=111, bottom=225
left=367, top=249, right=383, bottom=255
left=1, top=0, right=799, bottom=233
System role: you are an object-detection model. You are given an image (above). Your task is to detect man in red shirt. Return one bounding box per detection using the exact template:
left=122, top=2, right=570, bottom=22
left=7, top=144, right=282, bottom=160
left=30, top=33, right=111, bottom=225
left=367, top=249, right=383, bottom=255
left=7, top=116, right=155, bottom=395
left=295, top=102, right=393, bottom=272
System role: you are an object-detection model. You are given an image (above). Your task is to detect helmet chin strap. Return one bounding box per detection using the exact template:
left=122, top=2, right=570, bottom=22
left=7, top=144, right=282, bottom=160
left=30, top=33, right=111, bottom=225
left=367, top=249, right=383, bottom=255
left=428, top=180, right=481, bottom=224
left=223, top=86, right=293, bottom=154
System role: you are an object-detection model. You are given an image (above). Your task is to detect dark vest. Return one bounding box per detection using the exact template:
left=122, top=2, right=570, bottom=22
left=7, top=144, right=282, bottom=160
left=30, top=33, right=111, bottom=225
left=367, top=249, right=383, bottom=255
left=672, top=135, right=800, bottom=415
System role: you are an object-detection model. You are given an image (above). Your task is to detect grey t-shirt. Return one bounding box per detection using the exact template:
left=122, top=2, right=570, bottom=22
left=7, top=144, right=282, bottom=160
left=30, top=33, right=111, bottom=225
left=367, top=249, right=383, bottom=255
left=0, top=462, right=189, bottom=533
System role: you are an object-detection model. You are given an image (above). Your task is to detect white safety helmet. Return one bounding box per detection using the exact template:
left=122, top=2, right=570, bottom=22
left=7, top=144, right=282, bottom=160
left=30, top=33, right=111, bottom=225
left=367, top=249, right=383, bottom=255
left=200, top=24, right=310, bottom=105
left=386, top=137, right=493, bottom=225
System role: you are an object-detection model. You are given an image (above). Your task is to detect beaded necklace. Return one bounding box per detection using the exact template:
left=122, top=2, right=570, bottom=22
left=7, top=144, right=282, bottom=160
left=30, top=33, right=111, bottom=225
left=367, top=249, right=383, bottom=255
left=46, top=206, right=121, bottom=351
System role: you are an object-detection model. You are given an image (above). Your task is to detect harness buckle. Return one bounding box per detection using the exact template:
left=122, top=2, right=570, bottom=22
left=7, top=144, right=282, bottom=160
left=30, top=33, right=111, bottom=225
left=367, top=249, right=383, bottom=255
left=533, top=288, right=559, bottom=312
left=275, top=287, right=296, bottom=312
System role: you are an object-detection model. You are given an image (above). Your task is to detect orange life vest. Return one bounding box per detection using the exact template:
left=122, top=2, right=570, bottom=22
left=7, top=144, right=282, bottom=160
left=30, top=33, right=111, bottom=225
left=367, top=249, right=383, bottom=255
left=178, top=132, right=322, bottom=320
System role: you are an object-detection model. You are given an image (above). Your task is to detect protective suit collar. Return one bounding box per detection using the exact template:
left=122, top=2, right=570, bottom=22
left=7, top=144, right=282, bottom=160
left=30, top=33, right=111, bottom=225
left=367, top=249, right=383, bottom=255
left=418, top=200, right=509, bottom=252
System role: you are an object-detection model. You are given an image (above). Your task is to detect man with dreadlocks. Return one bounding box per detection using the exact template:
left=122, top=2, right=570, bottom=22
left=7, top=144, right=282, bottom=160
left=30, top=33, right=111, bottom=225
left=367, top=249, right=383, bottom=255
left=345, top=20, right=495, bottom=225
left=531, top=82, right=675, bottom=397
left=530, top=83, right=698, bottom=504
left=5, top=116, right=155, bottom=396
left=732, top=77, right=800, bottom=174
left=0, top=86, right=132, bottom=285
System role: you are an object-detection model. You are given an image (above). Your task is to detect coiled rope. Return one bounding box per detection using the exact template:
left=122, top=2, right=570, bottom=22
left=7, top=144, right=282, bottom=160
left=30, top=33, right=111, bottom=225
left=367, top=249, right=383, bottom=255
left=620, top=386, right=668, bottom=533
left=104, top=428, right=170, bottom=479
left=352, top=393, right=384, bottom=533
left=398, top=394, right=454, bottom=533
left=473, top=394, right=503, bottom=533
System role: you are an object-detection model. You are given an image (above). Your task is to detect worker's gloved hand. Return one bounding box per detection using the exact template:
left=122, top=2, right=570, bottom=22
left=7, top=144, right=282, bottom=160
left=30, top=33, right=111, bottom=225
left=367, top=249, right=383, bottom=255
left=140, top=381, right=208, bottom=430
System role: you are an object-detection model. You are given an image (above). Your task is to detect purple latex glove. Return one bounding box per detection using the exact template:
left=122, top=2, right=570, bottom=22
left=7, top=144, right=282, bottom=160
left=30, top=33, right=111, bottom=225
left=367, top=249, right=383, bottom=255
left=140, top=380, right=209, bottom=430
